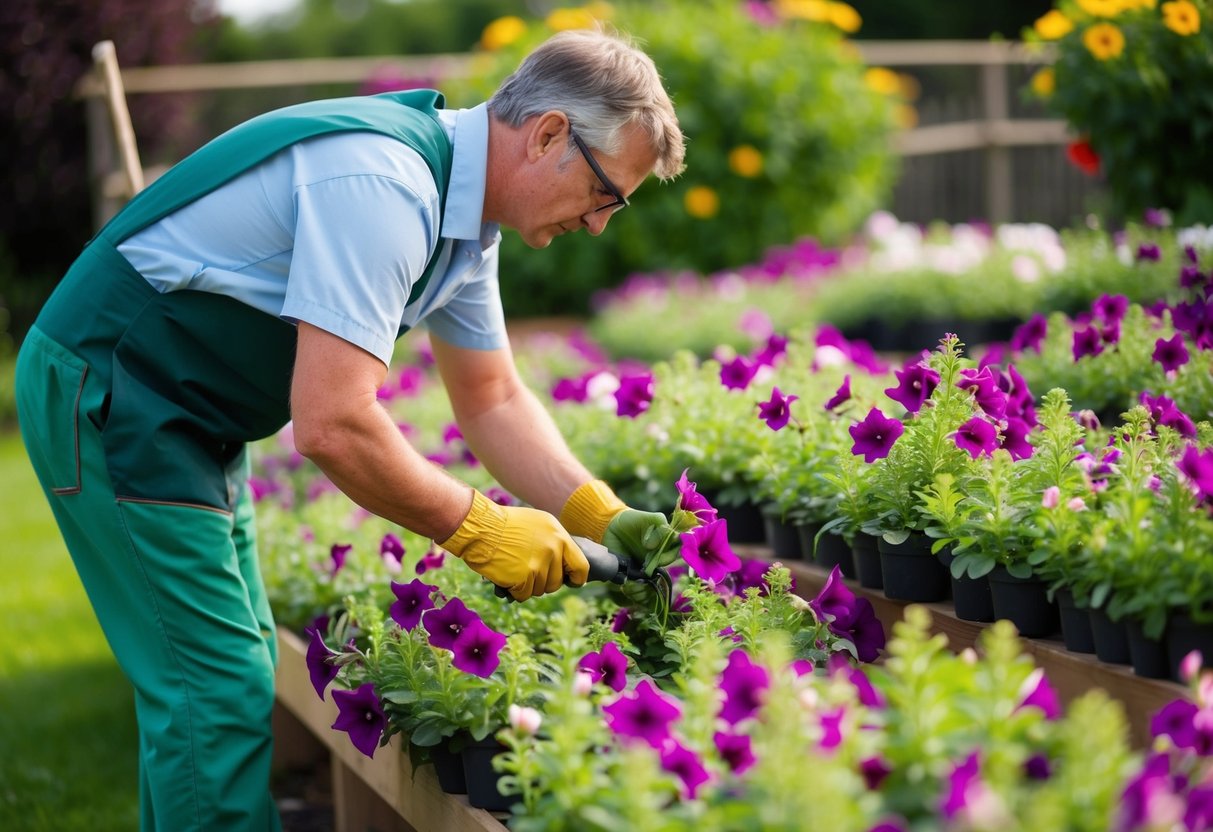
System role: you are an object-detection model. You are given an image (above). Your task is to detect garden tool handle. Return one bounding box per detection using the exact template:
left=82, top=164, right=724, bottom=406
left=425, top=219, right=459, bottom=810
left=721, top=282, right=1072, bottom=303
left=494, top=537, right=627, bottom=600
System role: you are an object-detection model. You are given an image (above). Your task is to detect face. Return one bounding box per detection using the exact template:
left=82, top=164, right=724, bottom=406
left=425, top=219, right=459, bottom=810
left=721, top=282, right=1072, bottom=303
left=512, top=116, right=657, bottom=250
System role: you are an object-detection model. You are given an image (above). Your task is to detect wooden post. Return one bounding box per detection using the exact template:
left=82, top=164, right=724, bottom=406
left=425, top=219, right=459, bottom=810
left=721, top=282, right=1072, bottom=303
left=981, top=59, right=1012, bottom=224
left=91, top=40, right=144, bottom=197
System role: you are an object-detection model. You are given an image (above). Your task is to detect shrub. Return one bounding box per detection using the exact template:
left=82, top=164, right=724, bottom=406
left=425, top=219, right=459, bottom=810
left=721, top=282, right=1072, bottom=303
left=1024, top=0, right=1213, bottom=224
left=451, top=0, right=898, bottom=316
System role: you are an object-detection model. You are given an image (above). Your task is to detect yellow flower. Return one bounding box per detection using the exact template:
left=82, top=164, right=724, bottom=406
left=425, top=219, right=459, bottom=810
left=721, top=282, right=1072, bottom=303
left=894, top=104, right=918, bottom=130
left=684, top=186, right=720, bottom=219
left=1083, top=22, right=1126, bottom=58
left=864, top=67, right=902, bottom=96
left=546, top=7, right=597, bottom=31
left=1034, top=10, right=1075, bottom=39
left=480, top=16, right=527, bottom=51
left=728, top=145, right=764, bottom=178
left=775, top=0, right=830, bottom=22
left=1076, top=0, right=1124, bottom=16
left=1030, top=67, right=1056, bottom=97
left=826, top=1, right=862, bottom=33
left=1162, top=0, right=1201, bottom=35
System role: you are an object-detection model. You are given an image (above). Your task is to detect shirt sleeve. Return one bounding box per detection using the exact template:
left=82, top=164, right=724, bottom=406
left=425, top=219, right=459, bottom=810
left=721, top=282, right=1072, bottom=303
left=281, top=171, right=440, bottom=366
left=423, top=243, right=508, bottom=350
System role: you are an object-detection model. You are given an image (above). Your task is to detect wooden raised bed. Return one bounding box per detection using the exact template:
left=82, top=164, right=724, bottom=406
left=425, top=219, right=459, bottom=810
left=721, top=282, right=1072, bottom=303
left=273, top=629, right=508, bottom=832
left=774, top=555, right=1185, bottom=749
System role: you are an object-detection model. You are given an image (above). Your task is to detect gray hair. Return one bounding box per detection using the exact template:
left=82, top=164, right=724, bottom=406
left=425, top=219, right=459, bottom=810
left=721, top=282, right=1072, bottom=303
left=487, top=27, right=685, bottom=181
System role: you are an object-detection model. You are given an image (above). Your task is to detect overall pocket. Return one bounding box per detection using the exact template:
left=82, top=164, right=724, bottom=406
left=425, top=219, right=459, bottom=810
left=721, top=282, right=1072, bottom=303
left=15, top=326, right=90, bottom=495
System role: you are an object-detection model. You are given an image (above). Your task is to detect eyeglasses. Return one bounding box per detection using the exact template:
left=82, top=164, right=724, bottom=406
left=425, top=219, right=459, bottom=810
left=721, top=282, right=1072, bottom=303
left=570, top=129, right=628, bottom=214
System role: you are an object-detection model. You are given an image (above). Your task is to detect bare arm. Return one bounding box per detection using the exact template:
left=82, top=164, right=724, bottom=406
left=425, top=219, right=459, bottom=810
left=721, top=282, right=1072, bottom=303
left=429, top=332, right=594, bottom=516
left=289, top=322, right=472, bottom=541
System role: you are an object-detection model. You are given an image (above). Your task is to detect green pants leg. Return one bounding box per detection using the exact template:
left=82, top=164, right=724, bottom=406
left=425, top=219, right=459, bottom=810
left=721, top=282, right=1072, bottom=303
left=16, top=326, right=282, bottom=832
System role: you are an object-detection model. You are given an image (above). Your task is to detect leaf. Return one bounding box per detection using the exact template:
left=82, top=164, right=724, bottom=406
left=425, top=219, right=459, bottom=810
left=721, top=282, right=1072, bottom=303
left=882, top=529, right=911, bottom=546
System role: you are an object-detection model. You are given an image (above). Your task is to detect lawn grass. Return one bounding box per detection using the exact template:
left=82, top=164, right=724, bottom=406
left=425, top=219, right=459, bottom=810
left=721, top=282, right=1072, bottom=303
left=0, top=429, right=139, bottom=831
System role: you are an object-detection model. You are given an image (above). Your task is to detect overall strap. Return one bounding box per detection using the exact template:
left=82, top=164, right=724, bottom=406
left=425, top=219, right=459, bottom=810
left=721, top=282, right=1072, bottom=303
left=97, top=89, right=455, bottom=304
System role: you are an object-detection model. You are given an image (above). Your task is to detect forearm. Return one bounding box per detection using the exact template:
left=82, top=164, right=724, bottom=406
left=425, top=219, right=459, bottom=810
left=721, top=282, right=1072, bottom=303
left=295, top=399, right=473, bottom=541
left=455, top=383, right=594, bottom=516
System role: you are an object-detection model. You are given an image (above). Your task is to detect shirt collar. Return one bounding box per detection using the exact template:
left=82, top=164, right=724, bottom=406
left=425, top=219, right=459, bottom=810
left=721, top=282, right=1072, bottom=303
left=436, top=102, right=497, bottom=244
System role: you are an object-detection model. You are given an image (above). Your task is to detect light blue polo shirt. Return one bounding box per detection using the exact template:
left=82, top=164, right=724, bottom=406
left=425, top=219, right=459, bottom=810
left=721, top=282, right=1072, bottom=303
left=117, top=102, right=506, bottom=366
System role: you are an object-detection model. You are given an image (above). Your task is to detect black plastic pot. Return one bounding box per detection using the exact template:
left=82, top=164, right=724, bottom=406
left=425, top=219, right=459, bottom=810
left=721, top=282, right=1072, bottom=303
left=1089, top=606, right=1131, bottom=665
left=803, top=525, right=855, bottom=578
left=878, top=534, right=949, bottom=603
left=710, top=496, right=766, bottom=544
left=1167, top=613, right=1213, bottom=683
left=428, top=737, right=467, bottom=795
left=762, top=506, right=802, bottom=559
left=462, top=736, right=517, bottom=812
left=1056, top=588, right=1096, bottom=654
left=1126, top=618, right=1170, bottom=679
left=987, top=566, right=1059, bottom=638
left=940, top=552, right=994, bottom=623
left=852, top=533, right=883, bottom=590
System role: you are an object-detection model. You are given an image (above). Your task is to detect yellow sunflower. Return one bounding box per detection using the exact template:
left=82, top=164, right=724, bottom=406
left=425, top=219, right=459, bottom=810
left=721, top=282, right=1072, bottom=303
left=684, top=186, right=720, bottom=219
left=1162, top=0, right=1201, bottom=35
left=480, top=16, right=527, bottom=51
left=1034, top=10, right=1075, bottom=39
left=728, top=145, right=764, bottom=178
left=1030, top=67, right=1056, bottom=97
left=1083, top=22, right=1126, bottom=59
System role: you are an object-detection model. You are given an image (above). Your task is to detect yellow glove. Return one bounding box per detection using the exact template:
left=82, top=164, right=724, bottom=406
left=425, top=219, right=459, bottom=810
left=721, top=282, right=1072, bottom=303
left=560, top=480, right=676, bottom=566
left=559, top=480, right=628, bottom=543
left=441, top=490, right=590, bottom=601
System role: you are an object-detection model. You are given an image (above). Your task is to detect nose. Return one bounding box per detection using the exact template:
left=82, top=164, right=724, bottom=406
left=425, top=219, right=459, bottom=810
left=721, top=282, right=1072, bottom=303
left=582, top=210, right=612, bottom=237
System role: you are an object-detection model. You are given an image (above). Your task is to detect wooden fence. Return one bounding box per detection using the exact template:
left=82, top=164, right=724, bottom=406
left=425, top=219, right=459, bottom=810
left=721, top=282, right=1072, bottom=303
left=78, top=40, right=1098, bottom=230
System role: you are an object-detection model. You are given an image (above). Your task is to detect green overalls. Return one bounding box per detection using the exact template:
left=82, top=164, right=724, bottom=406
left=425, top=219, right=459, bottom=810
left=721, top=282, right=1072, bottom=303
left=15, top=90, right=453, bottom=831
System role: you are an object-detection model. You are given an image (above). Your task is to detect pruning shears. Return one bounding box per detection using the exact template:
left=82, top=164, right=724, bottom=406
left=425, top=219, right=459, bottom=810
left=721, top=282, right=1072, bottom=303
left=494, top=536, right=673, bottom=609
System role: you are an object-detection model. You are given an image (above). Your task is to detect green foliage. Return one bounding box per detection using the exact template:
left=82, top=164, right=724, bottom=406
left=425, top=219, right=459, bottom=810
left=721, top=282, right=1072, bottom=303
left=450, top=0, right=897, bottom=317
left=1025, top=0, right=1213, bottom=223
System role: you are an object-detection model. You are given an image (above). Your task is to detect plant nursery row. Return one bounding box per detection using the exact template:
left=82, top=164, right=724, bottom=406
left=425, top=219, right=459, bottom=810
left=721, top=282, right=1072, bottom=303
left=254, top=214, right=1213, bottom=830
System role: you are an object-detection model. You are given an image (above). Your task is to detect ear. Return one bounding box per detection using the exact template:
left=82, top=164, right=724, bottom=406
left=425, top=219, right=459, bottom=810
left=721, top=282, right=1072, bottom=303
left=526, top=111, right=569, bottom=163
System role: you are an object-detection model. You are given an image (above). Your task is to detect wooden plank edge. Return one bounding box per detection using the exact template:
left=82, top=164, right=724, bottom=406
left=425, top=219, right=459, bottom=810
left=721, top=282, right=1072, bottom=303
left=275, top=630, right=506, bottom=832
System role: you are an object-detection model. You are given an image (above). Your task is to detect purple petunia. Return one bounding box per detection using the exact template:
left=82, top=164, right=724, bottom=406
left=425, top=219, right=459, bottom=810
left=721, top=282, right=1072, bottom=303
left=679, top=519, right=740, bottom=583
left=415, top=545, right=446, bottom=575
left=331, top=683, right=386, bottom=759
left=1153, top=334, right=1190, bottom=373
left=753, top=332, right=789, bottom=368
left=714, top=730, right=757, bottom=774
left=1178, top=445, right=1213, bottom=504
left=389, top=578, right=438, bottom=631
left=615, top=371, right=654, bottom=418
left=1150, top=698, right=1198, bottom=749
left=884, top=362, right=940, bottom=414
left=940, top=751, right=983, bottom=821
left=675, top=468, right=719, bottom=523
left=953, top=417, right=999, bottom=459
left=811, top=566, right=886, bottom=662
left=660, top=740, right=712, bottom=799
left=1072, top=326, right=1104, bottom=361
left=330, top=543, right=352, bottom=576
left=720, top=355, right=758, bottom=391
left=860, top=756, right=893, bottom=790
left=718, top=649, right=770, bottom=725
left=579, top=641, right=629, bottom=692
left=757, top=386, right=799, bottom=431
left=824, top=374, right=852, bottom=411
left=1010, top=313, right=1048, bottom=354
left=1093, top=293, right=1130, bottom=325
left=379, top=533, right=406, bottom=565
left=305, top=626, right=341, bottom=701
left=1016, top=668, right=1060, bottom=720
left=958, top=366, right=1008, bottom=420
left=422, top=597, right=480, bottom=650
left=1024, top=754, right=1052, bottom=781
left=602, top=678, right=682, bottom=748
left=850, top=408, right=905, bottom=463
left=999, top=417, right=1034, bottom=461
left=449, top=618, right=508, bottom=678
left=818, top=707, right=847, bottom=752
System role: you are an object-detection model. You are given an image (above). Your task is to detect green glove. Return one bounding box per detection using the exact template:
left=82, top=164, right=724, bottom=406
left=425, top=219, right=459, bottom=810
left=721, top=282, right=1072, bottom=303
left=603, top=509, right=680, bottom=569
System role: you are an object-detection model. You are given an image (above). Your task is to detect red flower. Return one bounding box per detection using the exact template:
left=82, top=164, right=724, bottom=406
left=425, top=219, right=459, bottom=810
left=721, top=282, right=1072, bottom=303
left=1066, top=140, right=1100, bottom=176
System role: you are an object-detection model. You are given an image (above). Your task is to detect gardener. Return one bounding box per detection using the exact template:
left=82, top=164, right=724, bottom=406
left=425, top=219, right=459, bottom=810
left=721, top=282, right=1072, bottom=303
left=15, top=26, right=684, bottom=832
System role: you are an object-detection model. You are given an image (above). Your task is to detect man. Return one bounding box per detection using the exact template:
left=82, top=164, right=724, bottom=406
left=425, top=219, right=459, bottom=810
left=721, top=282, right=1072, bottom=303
left=15, top=26, right=684, bottom=831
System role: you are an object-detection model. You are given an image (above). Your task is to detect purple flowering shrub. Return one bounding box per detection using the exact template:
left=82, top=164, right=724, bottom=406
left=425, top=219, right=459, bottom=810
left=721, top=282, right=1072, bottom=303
left=1010, top=243, right=1213, bottom=426
left=919, top=387, right=1088, bottom=583
left=492, top=604, right=1136, bottom=830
